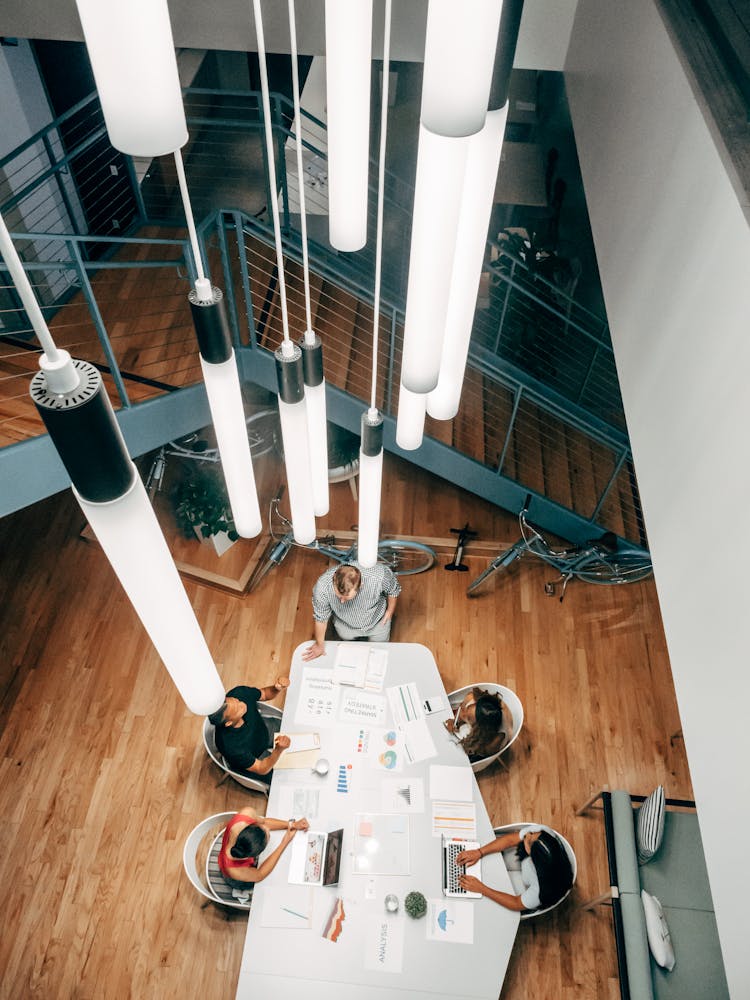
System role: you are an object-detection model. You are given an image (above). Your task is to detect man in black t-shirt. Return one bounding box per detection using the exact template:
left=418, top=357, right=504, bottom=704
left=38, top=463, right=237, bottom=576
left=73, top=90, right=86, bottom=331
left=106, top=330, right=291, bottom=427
left=208, top=677, right=291, bottom=779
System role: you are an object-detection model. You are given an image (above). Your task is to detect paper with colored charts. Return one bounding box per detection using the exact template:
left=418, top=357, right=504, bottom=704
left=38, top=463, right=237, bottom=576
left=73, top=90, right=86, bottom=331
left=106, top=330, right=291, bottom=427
left=426, top=898, right=475, bottom=944
left=380, top=776, right=425, bottom=813
left=431, top=799, right=477, bottom=838
left=353, top=726, right=406, bottom=772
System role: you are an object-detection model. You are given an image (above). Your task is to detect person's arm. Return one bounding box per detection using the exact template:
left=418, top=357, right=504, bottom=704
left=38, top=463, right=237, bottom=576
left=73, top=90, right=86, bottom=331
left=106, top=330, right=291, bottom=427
left=263, top=817, right=309, bottom=832
left=457, top=874, right=526, bottom=911
left=455, top=830, right=521, bottom=866
left=246, top=735, right=290, bottom=776
left=381, top=594, right=397, bottom=623
left=302, top=618, right=329, bottom=661
left=259, top=676, right=290, bottom=701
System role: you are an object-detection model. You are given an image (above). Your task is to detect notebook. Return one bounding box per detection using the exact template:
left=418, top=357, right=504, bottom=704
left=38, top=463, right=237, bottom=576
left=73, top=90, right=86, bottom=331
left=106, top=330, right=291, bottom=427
left=288, top=829, right=344, bottom=887
left=442, top=835, right=482, bottom=898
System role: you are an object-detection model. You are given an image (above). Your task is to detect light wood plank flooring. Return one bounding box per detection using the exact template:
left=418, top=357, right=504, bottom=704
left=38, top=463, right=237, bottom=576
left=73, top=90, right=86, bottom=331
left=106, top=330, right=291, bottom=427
left=0, top=454, right=689, bottom=999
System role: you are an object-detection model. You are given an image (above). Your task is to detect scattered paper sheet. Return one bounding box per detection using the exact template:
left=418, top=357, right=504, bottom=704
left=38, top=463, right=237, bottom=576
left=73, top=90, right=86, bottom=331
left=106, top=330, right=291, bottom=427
left=429, top=765, right=473, bottom=802
left=380, top=776, right=425, bottom=813
left=333, top=644, right=370, bottom=687
left=426, top=898, right=475, bottom=944
left=402, top=716, right=437, bottom=764
left=260, top=886, right=314, bottom=929
left=339, top=690, right=386, bottom=725
left=386, top=682, right=424, bottom=728
left=364, top=914, right=405, bottom=972
left=274, top=747, right=320, bottom=770
left=431, top=799, right=477, bottom=838
left=295, top=667, right=340, bottom=727
left=364, top=649, right=388, bottom=692
left=285, top=732, right=320, bottom=753
left=275, top=785, right=321, bottom=819
left=353, top=812, right=410, bottom=875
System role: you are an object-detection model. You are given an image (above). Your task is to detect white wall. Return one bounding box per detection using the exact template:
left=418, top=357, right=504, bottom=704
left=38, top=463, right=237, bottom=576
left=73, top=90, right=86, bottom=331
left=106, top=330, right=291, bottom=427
left=566, top=1, right=750, bottom=995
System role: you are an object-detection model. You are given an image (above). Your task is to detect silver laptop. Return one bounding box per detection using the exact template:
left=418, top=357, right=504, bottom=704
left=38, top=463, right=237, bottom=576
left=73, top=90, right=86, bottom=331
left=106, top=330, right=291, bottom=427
left=442, top=835, right=482, bottom=898
left=288, top=829, right=344, bottom=887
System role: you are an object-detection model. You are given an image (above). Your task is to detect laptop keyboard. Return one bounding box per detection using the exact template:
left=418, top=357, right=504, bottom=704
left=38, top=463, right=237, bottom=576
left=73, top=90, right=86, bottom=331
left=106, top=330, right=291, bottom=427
left=445, top=840, right=468, bottom=894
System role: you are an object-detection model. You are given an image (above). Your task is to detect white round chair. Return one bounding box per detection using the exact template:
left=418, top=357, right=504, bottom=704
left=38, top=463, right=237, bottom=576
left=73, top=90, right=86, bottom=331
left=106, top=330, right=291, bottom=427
left=447, top=683, right=524, bottom=773
left=202, top=702, right=283, bottom=796
left=493, top=822, right=577, bottom=920
left=182, top=811, right=253, bottom=911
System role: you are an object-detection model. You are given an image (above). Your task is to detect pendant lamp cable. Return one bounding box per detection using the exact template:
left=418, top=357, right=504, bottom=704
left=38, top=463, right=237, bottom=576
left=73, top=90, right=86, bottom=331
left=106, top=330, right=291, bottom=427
left=253, top=0, right=293, bottom=354
left=287, top=0, right=313, bottom=340
left=370, top=0, right=392, bottom=414
left=173, top=147, right=208, bottom=289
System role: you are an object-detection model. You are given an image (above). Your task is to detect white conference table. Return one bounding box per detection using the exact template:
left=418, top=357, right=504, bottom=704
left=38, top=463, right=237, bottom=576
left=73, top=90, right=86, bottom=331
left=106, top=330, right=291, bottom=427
left=235, top=642, right=519, bottom=1000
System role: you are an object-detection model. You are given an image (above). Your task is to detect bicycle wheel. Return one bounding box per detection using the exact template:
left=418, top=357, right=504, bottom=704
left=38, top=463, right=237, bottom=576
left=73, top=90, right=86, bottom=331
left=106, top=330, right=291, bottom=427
left=466, top=543, right=525, bottom=596
left=245, top=408, right=281, bottom=459
left=575, top=549, right=652, bottom=585
left=377, top=540, right=436, bottom=575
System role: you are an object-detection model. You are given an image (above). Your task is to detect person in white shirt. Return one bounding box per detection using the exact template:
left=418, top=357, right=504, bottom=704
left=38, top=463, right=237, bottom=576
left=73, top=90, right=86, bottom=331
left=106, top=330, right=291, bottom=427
left=456, top=825, right=573, bottom=912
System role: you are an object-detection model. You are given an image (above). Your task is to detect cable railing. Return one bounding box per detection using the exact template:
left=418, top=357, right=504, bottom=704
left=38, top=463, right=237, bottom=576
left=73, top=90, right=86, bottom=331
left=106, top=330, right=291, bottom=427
left=0, top=85, right=644, bottom=543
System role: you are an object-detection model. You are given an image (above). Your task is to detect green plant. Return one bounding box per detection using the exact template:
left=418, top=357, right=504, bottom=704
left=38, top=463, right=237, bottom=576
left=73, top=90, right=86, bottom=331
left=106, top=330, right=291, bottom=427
left=171, top=468, right=238, bottom=541
left=404, top=891, right=427, bottom=919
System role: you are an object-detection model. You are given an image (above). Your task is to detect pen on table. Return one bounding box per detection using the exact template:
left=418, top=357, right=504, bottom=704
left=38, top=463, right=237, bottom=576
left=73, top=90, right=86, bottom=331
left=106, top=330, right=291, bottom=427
left=282, top=906, right=308, bottom=920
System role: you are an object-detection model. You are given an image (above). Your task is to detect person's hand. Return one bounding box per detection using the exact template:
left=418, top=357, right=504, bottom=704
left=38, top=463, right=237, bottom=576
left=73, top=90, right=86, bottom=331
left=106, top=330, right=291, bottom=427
left=302, top=641, right=325, bottom=661
left=443, top=718, right=456, bottom=734
left=458, top=874, right=485, bottom=895
left=274, top=734, right=291, bottom=750
left=281, top=826, right=296, bottom=846
left=274, top=676, right=290, bottom=691
left=290, top=817, right=309, bottom=832
left=455, top=848, right=482, bottom=867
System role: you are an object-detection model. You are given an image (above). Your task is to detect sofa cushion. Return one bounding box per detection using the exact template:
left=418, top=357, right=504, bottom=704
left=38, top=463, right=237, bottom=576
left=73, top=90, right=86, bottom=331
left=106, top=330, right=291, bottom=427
left=651, top=906, right=729, bottom=1000
left=641, top=890, right=675, bottom=971
left=637, top=786, right=665, bottom=864
left=612, top=790, right=641, bottom=894
left=638, top=811, right=714, bottom=912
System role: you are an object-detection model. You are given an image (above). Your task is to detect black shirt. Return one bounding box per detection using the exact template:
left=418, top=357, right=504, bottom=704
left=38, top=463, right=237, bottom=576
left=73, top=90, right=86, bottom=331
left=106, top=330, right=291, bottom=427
left=215, top=685, right=271, bottom=771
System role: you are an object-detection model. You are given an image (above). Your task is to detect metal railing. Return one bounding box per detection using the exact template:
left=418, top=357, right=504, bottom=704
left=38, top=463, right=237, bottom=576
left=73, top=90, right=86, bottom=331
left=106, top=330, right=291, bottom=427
left=0, top=84, right=645, bottom=544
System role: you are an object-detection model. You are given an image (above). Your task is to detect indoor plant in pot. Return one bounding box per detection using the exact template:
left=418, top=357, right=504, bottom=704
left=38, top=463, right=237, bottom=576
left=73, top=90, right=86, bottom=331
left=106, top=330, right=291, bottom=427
left=172, top=467, right=238, bottom=556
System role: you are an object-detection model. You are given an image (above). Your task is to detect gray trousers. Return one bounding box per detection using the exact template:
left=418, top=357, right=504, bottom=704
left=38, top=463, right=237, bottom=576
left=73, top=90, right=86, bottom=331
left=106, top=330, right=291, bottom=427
left=333, top=616, right=392, bottom=642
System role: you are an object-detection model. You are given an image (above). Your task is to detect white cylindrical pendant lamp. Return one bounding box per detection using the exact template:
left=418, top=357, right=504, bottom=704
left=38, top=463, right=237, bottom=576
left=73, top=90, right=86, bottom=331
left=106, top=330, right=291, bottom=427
left=395, top=383, right=427, bottom=452
left=75, top=0, right=187, bottom=157
left=199, top=355, right=262, bottom=538
left=276, top=344, right=317, bottom=544
left=420, top=0, right=503, bottom=138
left=358, top=410, right=384, bottom=567
left=300, top=335, right=330, bottom=517
left=77, top=477, right=225, bottom=715
left=401, top=126, right=468, bottom=394
left=189, top=285, right=262, bottom=538
left=30, top=359, right=224, bottom=716
left=427, top=104, right=509, bottom=421
left=324, top=0, right=373, bottom=251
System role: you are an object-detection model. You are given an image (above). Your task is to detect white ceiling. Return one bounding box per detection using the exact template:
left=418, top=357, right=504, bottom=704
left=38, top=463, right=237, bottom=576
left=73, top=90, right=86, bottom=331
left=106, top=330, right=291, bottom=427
left=0, top=0, right=578, bottom=69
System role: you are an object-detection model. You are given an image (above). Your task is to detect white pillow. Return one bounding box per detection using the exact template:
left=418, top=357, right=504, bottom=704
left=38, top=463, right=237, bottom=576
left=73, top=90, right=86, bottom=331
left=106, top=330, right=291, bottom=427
left=641, top=890, right=676, bottom=971
left=637, top=785, right=665, bottom=864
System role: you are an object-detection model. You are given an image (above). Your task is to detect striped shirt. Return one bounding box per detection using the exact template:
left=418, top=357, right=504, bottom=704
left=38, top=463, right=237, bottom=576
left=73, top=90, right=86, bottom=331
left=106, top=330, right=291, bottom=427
left=312, top=562, right=401, bottom=632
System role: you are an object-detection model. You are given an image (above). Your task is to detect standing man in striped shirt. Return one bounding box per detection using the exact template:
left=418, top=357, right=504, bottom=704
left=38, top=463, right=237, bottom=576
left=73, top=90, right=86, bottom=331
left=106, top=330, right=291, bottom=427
left=301, top=563, right=401, bottom=662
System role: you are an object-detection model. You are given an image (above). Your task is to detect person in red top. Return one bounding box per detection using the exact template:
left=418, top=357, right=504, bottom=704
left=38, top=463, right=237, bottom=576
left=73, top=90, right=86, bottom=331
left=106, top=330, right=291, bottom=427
left=218, top=808, right=309, bottom=888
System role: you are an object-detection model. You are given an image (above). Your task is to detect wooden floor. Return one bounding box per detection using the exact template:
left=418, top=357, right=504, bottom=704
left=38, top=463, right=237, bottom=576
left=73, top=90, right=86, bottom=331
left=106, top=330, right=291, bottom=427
left=0, top=454, right=690, bottom=1000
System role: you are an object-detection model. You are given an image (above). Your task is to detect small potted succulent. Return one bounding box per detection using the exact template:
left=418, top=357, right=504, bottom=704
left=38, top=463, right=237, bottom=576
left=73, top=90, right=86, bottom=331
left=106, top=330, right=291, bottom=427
left=404, top=891, right=427, bottom=919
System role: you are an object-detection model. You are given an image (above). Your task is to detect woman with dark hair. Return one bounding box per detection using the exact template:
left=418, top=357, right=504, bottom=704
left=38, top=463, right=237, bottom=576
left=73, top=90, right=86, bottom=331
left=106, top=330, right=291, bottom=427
left=444, top=687, right=508, bottom=762
left=218, top=808, right=309, bottom=888
left=456, top=826, right=574, bottom=912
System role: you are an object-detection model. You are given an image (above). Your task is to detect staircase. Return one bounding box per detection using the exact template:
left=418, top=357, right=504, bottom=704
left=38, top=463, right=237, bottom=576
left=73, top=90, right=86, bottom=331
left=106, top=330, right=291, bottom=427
left=0, top=85, right=646, bottom=551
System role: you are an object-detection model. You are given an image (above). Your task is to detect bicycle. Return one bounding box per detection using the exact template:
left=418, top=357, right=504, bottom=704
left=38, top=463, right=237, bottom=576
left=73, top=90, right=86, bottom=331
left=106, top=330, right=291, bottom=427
left=145, top=408, right=280, bottom=499
left=466, top=495, right=652, bottom=601
left=246, top=490, right=436, bottom=593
